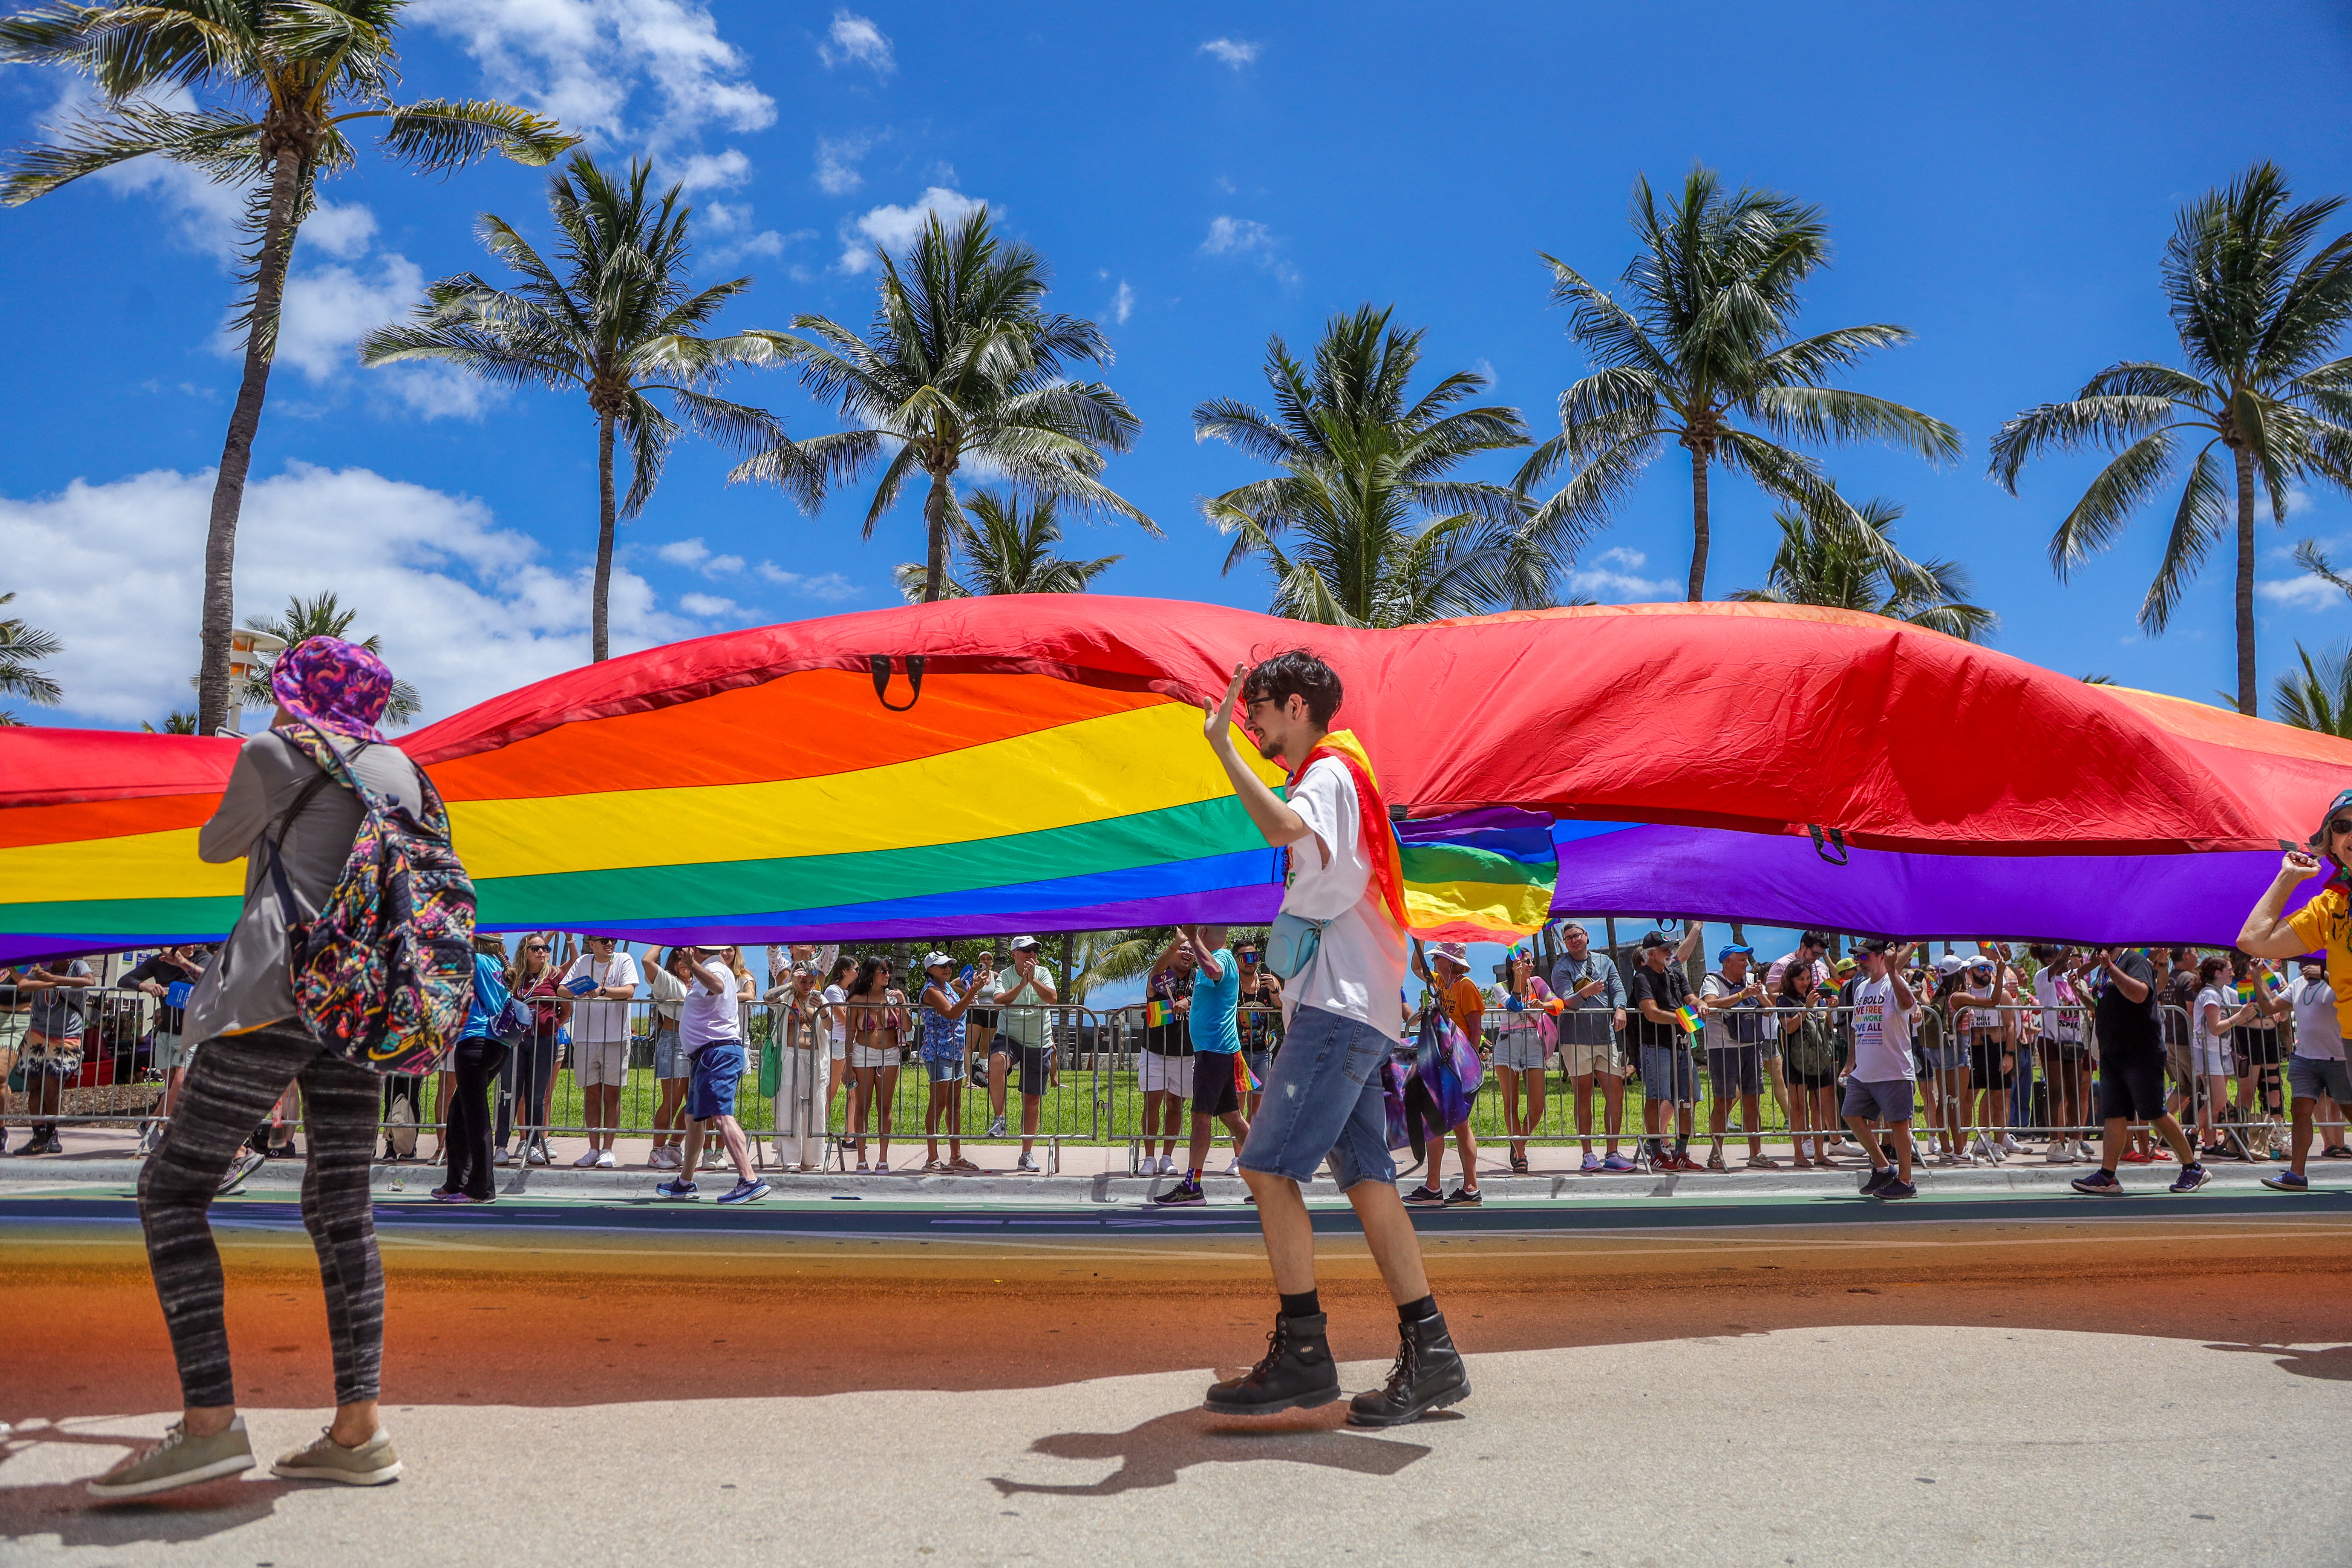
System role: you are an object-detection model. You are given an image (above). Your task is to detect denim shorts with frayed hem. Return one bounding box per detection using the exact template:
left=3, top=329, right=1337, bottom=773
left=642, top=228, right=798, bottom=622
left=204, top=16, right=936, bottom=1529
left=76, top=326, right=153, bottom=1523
left=686, top=1041, right=744, bottom=1121
left=1236, top=1004, right=1394, bottom=1191
left=1640, top=1043, right=1695, bottom=1104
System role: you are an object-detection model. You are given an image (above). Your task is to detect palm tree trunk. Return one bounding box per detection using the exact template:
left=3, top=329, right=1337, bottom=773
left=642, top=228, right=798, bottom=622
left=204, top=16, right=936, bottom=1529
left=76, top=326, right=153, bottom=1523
left=922, top=469, right=954, bottom=603
left=195, top=149, right=303, bottom=735
left=1687, top=445, right=1711, bottom=602
left=2234, top=442, right=2258, bottom=715
left=593, top=410, right=617, bottom=662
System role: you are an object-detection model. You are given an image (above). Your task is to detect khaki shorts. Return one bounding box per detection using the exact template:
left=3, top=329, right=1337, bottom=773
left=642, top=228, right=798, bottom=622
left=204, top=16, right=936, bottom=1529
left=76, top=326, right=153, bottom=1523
left=156, top=1030, right=198, bottom=1072
left=1563, top=1034, right=1625, bottom=1079
left=574, top=1037, right=629, bottom=1088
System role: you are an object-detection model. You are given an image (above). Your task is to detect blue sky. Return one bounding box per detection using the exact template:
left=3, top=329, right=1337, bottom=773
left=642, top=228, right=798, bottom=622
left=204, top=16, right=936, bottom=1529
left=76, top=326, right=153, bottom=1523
left=7, top=1, right=2352, bottom=738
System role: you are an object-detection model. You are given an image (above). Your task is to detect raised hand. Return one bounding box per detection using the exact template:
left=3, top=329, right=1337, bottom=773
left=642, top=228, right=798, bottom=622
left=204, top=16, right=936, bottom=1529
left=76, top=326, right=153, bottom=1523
left=1204, top=662, right=1248, bottom=747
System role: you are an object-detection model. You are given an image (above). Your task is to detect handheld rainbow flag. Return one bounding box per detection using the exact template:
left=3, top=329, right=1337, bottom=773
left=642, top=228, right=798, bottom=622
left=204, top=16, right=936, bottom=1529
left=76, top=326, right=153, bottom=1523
left=1145, top=998, right=1170, bottom=1029
left=1674, top=1001, right=1704, bottom=1035
left=1232, top=1052, right=1262, bottom=1096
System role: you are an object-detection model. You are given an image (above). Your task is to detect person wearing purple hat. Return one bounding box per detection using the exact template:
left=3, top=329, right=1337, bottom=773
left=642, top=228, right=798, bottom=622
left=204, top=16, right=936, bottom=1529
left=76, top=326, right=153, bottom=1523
left=93, top=636, right=423, bottom=1500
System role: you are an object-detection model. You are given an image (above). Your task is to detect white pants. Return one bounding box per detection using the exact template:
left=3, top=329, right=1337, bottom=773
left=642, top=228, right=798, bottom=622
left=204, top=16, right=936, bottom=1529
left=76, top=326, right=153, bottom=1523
left=773, top=1046, right=824, bottom=1167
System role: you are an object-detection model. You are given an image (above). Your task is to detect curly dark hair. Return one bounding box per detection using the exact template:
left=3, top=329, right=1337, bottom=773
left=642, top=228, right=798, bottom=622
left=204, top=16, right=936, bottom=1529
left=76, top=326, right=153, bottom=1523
left=1242, top=648, right=1343, bottom=728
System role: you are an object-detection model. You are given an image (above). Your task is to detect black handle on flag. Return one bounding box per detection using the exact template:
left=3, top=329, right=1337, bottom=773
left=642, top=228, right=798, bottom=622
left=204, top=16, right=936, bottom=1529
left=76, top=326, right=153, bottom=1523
left=1807, top=823, right=1850, bottom=866
left=870, top=654, right=925, bottom=712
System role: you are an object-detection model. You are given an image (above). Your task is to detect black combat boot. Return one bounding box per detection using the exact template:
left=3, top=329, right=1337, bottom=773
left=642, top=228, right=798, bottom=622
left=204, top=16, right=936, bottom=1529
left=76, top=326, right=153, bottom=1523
left=1346, top=1308, right=1471, bottom=1426
left=1202, top=1311, right=1341, bottom=1415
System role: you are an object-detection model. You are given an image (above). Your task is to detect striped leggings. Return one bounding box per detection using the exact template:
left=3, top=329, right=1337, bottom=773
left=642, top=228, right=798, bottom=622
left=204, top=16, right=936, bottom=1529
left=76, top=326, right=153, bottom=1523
left=138, top=1022, right=384, bottom=1409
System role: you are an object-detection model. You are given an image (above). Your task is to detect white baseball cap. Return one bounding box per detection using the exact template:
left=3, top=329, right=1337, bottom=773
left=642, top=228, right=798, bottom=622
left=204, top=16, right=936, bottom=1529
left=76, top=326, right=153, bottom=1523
left=923, top=951, right=953, bottom=969
left=1009, top=935, right=1041, bottom=951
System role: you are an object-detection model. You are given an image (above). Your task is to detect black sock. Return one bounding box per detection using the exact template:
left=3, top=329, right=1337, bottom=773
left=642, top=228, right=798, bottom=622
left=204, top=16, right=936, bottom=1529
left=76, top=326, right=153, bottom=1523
left=1397, top=1293, right=1438, bottom=1326
left=1279, top=1289, right=1321, bottom=1319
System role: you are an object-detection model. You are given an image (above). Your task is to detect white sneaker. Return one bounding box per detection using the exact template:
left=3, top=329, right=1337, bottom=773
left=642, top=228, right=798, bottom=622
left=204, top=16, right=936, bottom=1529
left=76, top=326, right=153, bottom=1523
left=2044, top=1142, right=2074, bottom=1165
left=2000, top=1133, right=2025, bottom=1155
left=525, top=1144, right=548, bottom=1166
left=573, top=1149, right=600, bottom=1168
left=1969, top=1133, right=1998, bottom=1164
left=986, top=1115, right=1007, bottom=1138
left=1223, top=1158, right=1242, bottom=1176
left=2075, top=1139, right=2096, bottom=1162
left=648, top=1147, right=676, bottom=1170
left=1015, top=1152, right=1039, bottom=1173
left=491, top=1148, right=511, bottom=1167
left=594, top=1150, right=615, bottom=1170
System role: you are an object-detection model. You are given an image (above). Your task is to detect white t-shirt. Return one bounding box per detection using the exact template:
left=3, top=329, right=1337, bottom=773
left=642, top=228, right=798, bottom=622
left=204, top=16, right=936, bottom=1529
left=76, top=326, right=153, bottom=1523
left=1699, top=972, right=1764, bottom=1051
left=561, top=950, right=640, bottom=1044
left=2290, top=975, right=2343, bottom=1062
left=1280, top=755, right=1408, bottom=1032
left=821, top=983, right=848, bottom=1044
left=2032, top=969, right=2081, bottom=1042
left=681, top=957, right=741, bottom=1052
left=1849, top=973, right=1915, bottom=1082
left=2193, top=985, right=2236, bottom=1061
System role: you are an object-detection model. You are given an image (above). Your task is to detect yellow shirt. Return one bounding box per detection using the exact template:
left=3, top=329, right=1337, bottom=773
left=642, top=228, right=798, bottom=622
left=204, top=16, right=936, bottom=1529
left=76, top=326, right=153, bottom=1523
left=2285, top=884, right=2352, bottom=1033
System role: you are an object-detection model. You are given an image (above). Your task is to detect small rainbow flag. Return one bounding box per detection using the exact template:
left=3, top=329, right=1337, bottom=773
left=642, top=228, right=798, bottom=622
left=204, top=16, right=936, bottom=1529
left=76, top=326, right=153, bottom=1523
left=1674, top=1002, right=1704, bottom=1036
left=1146, top=998, right=1170, bottom=1029
left=1232, top=1052, right=1261, bottom=1096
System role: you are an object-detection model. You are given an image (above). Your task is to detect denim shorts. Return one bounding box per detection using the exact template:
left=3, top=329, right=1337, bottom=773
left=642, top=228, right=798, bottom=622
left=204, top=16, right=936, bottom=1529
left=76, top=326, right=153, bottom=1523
left=1640, top=1042, right=1696, bottom=1104
left=652, top=1027, right=687, bottom=1080
left=922, top=1054, right=965, bottom=1084
left=1492, top=1030, right=1549, bottom=1072
left=1237, top=1004, right=1395, bottom=1191
left=686, top=1041, right=745, bottom=1121
left=1841, top=1076, right=1916, bottom=1124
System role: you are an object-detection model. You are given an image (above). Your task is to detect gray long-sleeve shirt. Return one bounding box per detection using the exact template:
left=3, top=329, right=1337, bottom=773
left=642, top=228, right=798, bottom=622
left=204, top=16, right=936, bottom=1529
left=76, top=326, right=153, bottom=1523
left=182, top=729, right=424, bottom=1045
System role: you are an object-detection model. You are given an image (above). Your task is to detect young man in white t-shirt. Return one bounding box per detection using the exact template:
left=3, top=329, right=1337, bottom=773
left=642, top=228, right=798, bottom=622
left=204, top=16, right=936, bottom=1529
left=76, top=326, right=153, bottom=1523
left=1841, top=938, right=1920, bottom=1199
left=2266, top=960, right=2352, bottom=1191
left=1196, top=649, right=1465, bottom=1428
left=655, top=945, right=767, bottom=1205
left=559, top=936, right=641, bottom=1168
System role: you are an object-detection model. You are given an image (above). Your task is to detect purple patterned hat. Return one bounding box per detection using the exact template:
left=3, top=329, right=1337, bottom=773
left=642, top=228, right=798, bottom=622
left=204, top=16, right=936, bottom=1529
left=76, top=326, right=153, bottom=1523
left=270, top=635, right=392, bottom=742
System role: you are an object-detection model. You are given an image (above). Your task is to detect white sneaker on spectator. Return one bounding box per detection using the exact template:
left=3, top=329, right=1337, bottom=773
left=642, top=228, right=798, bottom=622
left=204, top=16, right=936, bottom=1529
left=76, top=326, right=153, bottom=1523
left=1015, top=1152, right=1039, bottom=1173
left=572, top=1149, right=599, bottom=1168
left=2075, top=1139, right=2097, bottom=1162
left=1971, top=1134, right=2000, bottom=1165
left=986, top=1115, right=1007, bottom=1138
left=648, top=1147, right=677, bottom=1170
left=2000, top=1133, right=2025, bottom=1155
left=491, top=1148, right=511, bottom=1167
left=594, top=1150, right=616, bottom=1170
left=2044, top=1142, right=2073, bottom=1164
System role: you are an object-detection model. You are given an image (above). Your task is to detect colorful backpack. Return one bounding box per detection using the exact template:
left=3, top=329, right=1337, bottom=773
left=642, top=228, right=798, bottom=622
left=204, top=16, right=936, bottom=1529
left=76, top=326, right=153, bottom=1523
left=262, top=723, right=478, bottom=1074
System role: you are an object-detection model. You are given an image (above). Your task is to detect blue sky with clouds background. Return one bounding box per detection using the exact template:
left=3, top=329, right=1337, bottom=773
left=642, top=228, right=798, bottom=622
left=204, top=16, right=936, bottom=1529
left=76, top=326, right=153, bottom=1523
left=6, top=0, right=2352, bottom=750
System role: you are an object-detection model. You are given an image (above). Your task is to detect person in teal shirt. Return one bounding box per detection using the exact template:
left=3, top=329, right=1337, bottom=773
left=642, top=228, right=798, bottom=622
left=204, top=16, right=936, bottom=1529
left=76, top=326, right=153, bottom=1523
left=1155, top=924, right=1248, bottom=1205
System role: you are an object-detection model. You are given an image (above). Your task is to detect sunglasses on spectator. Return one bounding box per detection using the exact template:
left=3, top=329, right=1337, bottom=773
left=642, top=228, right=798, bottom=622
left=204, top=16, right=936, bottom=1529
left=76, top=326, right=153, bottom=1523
left=525, top=943, right=549, bottom=951
left=2331, top=818, right=2352, bottom=837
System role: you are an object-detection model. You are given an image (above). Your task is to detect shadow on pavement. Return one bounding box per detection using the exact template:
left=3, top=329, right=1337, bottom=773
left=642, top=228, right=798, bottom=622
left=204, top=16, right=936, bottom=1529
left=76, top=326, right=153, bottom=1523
left=0, top=1426, right=297, bottom=1548
left=2204, top=1341, right=2352, bottom=1381
left=988, top=1403, right=1430, bottom=1497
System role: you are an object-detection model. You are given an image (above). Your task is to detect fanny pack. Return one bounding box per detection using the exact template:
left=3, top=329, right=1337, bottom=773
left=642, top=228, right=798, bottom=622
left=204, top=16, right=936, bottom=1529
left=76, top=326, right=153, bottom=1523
left=1265, top=913, right=1326, bottom=982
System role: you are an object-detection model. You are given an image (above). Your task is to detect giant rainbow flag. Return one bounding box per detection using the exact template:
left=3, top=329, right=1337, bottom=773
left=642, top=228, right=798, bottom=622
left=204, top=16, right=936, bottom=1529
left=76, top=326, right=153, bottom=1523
left=3, top=597, right=2347, bottom=960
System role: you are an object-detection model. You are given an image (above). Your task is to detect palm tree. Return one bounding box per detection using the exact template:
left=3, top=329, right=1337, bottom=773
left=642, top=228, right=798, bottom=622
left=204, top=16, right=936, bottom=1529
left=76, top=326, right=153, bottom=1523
left=1519, top=167, right=1960, bottom=602
left=1990, top=163, right=2352, bottom=715
left=1725, top=495, right=1995, bottom=640
left=2274, top=641, right=2352, bottom=737
left=235, top=590, right=421, bottom=725
left=361, top=152, right=816, bottom=661
left=0, top=1, right=574, bottom=730
left=1195, top=304, right=1547, bottom=627
left=142, top=711, right=199, bottom=734
left=891, top=489, right=1121, bottom=601
left=737, top=207, right=1152, bottom=603
left=0, top=591, right=62, bottom=725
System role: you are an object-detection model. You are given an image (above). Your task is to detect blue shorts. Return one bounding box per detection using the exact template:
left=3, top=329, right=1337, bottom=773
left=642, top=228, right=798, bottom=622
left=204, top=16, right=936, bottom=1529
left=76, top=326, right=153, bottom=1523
left=1640, top=1042, right=1696, bottom=1104
left=1237, top=1005, right=1395, bottom=1191
left=686, top=1041, right=745, bottom=1121
left=1841, top=1076, right=1916, bottom=1124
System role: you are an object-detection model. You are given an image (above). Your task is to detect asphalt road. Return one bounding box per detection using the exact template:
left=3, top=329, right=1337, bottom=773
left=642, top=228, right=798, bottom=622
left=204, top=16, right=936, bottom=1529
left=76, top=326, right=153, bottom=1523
left=4, top=1196, right=2350, bottom=1565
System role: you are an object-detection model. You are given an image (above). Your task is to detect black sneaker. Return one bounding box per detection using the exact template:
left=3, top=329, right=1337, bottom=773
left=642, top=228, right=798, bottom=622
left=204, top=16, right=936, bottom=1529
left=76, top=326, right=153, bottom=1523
left=1442, top=1185, right=1482, bottom=1207
left=41, top=1132, right=64, bottom=1155
left=1152, top=1180, right=1205, bottom=1206
left=1203, top=1312, right=1341, bottom=1416
left=1402, top=1184, right=1444, bottom=1205
left=1879, top=1179, right=1917, bottom=1200
left=1860, top=1165, right=1895, bottom=1196
left=1348, top=1309, right=1472, bottom=1427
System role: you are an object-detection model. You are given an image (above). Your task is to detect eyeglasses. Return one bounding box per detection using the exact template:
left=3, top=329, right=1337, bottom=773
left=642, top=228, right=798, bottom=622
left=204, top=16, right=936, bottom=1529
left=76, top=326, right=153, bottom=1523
left=2330, top=819, right=2352, bottom=837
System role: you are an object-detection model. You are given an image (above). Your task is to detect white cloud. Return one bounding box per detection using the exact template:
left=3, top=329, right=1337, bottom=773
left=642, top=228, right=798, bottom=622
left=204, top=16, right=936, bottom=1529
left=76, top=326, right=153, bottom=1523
left=1199, top=38, right=1260, bottom=67
left=1200, top=215, right=1298, bottom=286
left=815, top=134, right=872, bottom=195
left=757, top=561, right=860, bottom=601
left=672, top=147, right=751, bottom=191
left=1564, top=547, right=1677, bottom=601
left=301, top=200, right=380, bottom=260
left=2259, top=574, right=2345, bottom=610
left=0, top=464, right=697, bottom=727
left=818, top=11, right=895, bottom=75
left=840, top=187, right=988, bottom=273
left=415, top=0, right=775, bottom=152
left=1106, top=280, right=1135, bottom=326
left=268, top=253, right=425, bottom=381
left=656, top=537, right=743, bottom=577
left=677, top=591, right=740, bottom=618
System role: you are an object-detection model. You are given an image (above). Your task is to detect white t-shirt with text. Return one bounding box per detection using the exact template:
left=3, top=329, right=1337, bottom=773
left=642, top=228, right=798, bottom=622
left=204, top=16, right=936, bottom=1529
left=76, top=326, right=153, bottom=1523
left=1279, top=755, right=1409, bottom=1032
left=561, top=949, right=640, bottom=1044
left=1849, top=974, right=1915, bottom=1083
